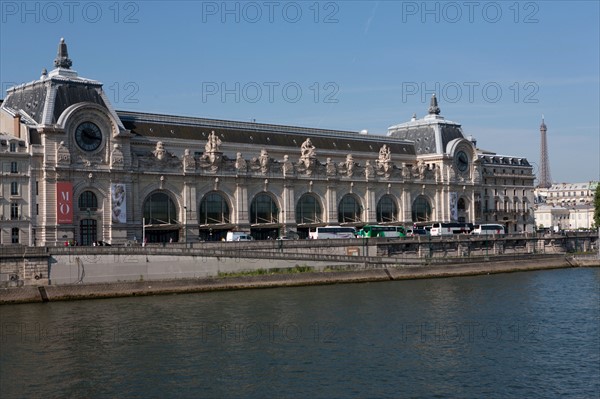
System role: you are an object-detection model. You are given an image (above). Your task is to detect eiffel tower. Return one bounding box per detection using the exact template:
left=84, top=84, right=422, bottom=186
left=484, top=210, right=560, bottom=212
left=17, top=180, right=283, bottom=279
left=537, top=116, right=552, bottom=188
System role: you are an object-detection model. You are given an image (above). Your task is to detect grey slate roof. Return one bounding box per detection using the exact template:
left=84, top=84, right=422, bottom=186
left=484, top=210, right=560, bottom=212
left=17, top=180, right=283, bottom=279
left=2, top=78, right=106, bottom=125
left=118, top=111, right=417, bottom=156
left=2, top=83, right=47, bottom=124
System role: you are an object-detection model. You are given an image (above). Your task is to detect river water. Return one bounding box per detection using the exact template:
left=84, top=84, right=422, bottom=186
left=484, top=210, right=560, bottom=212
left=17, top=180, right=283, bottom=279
left=1, top=268, right=598, bottom=398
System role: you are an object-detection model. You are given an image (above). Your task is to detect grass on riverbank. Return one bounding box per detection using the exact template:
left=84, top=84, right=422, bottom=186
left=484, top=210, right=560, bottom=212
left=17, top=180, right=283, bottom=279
left=218, top=265, right=314, bottom=278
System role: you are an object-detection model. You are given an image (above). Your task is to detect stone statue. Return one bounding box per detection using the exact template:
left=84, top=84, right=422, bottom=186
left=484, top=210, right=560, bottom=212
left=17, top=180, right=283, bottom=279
left=235, top=152, right=247, bottom=173
left=183, top=148, right=196, bottom=170
left=377, top=145, right=392, bottom=178
left=417, top=160, right=427, bottom=180
left=139, top=141, right=179, bottom=169
left=402, top=163, right=412, bottom=179
left=298, top=138, right=317, bottom=174
left=365, top=160, right=375, bottom=179
left=339, top=154, right=355, bottom=177
left=300, top=138, right=316, bottom=159
left=198, top=131, right=223, bottom=170
left=205, top=131, right=221, bottom=153
left=259, top=149, right=270, bottom=174
left=378, top=145, right=391, bottom=163
left=282, top=154, right=295, bottom=176
left=153, top=141, right=166, bottom=161
left=326, top=157, right=337, bottom=176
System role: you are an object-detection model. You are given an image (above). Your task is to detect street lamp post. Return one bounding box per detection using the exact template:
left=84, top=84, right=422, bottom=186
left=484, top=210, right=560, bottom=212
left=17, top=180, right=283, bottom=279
left=183, top=206, right=187, bottom=243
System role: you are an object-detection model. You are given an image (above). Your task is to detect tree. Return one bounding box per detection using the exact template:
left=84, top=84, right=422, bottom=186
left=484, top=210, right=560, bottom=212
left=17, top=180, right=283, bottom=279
left=594, top=183, right=600, bottom=229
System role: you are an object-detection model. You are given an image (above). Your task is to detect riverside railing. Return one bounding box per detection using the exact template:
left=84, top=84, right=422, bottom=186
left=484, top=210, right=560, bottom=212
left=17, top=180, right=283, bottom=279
left=2, top=232, right=596, bottom=261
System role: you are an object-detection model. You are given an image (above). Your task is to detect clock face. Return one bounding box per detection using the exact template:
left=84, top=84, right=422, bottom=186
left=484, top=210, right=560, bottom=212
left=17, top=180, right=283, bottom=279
left=456, top=150, right=469, bottom=172
left=75, top=122, right=102, bottom=152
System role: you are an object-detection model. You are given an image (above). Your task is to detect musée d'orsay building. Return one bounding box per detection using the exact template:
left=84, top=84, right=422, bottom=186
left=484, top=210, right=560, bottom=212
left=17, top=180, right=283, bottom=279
left=0, top=39, right=536, bottom=246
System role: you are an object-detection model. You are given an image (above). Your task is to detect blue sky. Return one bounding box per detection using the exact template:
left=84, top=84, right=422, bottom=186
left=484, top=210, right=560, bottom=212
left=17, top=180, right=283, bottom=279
left=1, top=0, right=598, bottom=183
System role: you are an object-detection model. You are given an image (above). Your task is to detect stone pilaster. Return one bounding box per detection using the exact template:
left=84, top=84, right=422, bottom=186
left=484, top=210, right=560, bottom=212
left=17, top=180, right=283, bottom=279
left=326, top=184, right=337, bottom=224
left=235, top=183, right=249, bottom=228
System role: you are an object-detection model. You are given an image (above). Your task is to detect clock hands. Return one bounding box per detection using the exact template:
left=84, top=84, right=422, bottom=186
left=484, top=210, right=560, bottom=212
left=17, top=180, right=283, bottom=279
left=76, top=122, right=102, bottom=151
left=82, top=128, right=100, bottom=140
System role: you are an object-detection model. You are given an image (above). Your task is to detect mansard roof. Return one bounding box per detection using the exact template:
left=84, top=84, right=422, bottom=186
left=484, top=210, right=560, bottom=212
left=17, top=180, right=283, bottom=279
left=479, top=154, right=530, bottom=166
left=2, top=78, right=106, bottom=125
left=0, top=39, right=121, bottom=129
left=118, top=110, right=417, bottom=156
left=549, top=182, right=597, bottom=191
left=387, top=95, right=465, bottom=155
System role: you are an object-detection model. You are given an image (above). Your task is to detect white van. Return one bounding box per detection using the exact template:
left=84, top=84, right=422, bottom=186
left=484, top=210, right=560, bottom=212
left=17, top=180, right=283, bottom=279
left=471, top=224, right=505, bottom=235
left=226, top=232, right=254, bottom=241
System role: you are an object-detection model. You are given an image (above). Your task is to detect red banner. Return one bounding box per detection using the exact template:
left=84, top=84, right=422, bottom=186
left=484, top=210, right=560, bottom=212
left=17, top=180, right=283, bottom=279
left=56, top=182, right=73, bottom=224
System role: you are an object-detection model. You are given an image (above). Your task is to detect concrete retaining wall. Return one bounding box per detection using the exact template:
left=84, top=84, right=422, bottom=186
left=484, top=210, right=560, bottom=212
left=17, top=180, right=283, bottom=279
left=1, top=255, right=585, bottom=305
left=48, top=253, right=361, bottom=285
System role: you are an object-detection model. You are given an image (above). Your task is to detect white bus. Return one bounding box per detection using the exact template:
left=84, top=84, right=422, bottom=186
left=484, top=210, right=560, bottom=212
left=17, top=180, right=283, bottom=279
left=430, top=222, right=472, bottom=236
left=470, top=224, right=505, bottom=235
left=309, top=226, right=357, bottom=239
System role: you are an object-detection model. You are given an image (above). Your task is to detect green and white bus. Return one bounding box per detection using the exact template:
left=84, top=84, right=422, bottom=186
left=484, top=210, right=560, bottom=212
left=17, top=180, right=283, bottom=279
left=357, top=225, right=406, bottom=238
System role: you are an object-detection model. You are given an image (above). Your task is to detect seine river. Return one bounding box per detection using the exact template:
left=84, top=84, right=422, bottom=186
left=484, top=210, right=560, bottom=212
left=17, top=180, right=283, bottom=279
left=1, top=268, right=598, bottom=398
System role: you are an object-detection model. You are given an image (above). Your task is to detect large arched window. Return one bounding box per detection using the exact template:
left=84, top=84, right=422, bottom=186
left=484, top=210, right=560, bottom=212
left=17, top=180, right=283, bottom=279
left=78, top=191, right=98, bottom=211
left=458, top=198, right=466, bottom=211
left=377, top=195, right=397, bottom=223
left=199, top=192, right=230, bottom=224
left=412, top=195, right=432, bottom=222
left=338, top=195, right=361, bottom=223
left=143, top=192, right=178, bottom=224
left=250, top=193, right=279, bottom=224
left=296, top=194, right=322, bottom=224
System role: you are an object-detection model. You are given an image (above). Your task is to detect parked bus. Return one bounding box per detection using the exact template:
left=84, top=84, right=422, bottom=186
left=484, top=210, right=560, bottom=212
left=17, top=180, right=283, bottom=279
left=309, top=226, right=357, bottom=239
left=470, top=224, right=505, bottom=235
left=430, top=222, right=473, bottom=236
left=357, top=225, right=406, bottom=238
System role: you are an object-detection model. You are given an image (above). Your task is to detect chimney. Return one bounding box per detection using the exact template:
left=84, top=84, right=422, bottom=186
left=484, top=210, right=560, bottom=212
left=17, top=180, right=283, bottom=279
left=14, top=113, right=21, bottom=138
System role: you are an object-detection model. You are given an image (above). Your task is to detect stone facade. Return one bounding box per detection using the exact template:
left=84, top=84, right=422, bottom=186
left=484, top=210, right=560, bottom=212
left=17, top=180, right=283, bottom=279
left=534, top=202, right=596, bottom=231
left=535, top=182, right=598, bottom=206
left=0, top=39, right=537, bottom=246
left=533, top=182, right=597, bottom=230
left=0, top=132, right=34, bottom=245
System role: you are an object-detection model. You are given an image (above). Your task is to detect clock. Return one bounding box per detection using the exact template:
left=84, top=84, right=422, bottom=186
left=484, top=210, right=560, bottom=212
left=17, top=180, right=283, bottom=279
left=75, top=122, right=102, bottom=152
left=456, top=150, right=469, bottom=172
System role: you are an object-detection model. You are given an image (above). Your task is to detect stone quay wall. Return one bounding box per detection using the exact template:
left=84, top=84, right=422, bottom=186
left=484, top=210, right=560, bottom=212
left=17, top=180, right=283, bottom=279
left=1, top=233, right=598, bottom=296
left=0, top=254, right=586, bottom=305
